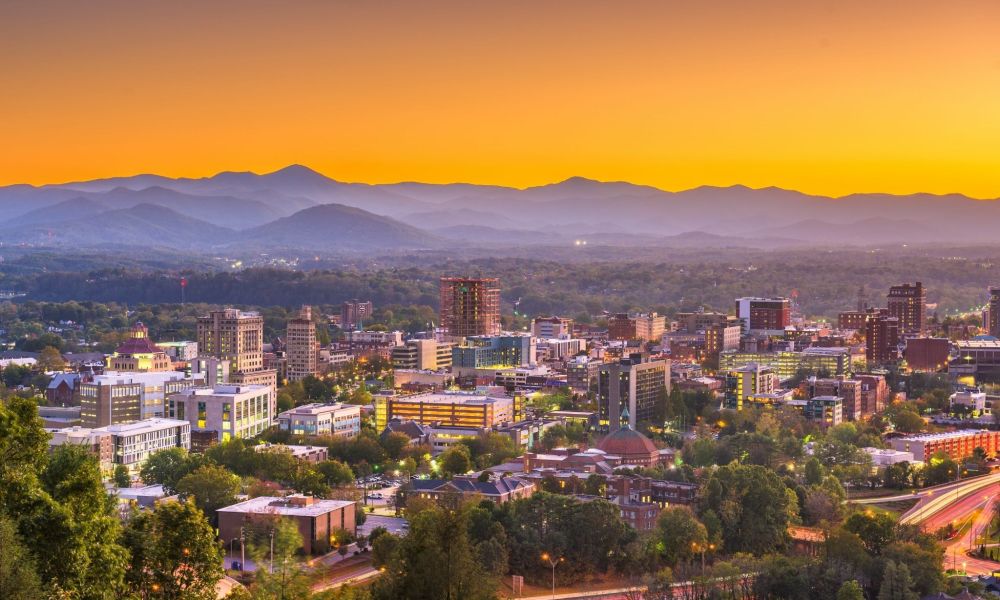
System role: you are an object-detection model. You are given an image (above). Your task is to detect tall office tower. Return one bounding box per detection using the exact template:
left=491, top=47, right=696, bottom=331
left=597, top=353, right=670, bottom=432
left=988, top=287, right=1000, bottom=337
left=887, top=282, right=925, bottom=334
left=734, top=297, right=791, bottom=333
left=285, top=306, right=318, bottom=382
left=865, top=312, right=900, bottom=365
left=197, top=308, right=264, bottom=374
left=341, top=300, right=373, bottom=331
left=439, top=277, right=500, bottom=338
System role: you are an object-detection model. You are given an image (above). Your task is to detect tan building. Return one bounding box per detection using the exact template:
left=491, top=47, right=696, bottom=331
left=608, top=313, right=667, bottom=342
left=391, top=339, right=453, bottom=371
left=197, top=309, right=264, bottom=373
left=286, top=306, right=318, bottom=382
left=108, top=322, right=172, bottom=372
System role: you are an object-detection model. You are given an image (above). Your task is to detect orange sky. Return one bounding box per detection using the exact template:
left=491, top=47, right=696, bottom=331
left=3, top=0, right=1000, bottom=197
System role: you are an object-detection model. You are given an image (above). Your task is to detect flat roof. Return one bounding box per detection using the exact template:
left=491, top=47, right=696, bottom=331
left=897, top=429, right=994, bottom=442
left=389, top=391, right=510, bottom=406
left=278, top=402, right=357, bottom=416
left=96, top=418, right=189, bottom=435
left=88, top=371, right=202, bottom=386
left=218, top=496, right=354, bottom=518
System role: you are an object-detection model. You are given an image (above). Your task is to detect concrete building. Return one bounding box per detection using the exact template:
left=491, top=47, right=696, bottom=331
left=735, top=297, right=791, bottom=334
left=705, top=324, right=741, bottom=356
left=607, top=313, right=666, bottom=342
left=887, top=282, right=926, bottom=334
left=285, top=306, right=318, bottom=382
left=537, top=338, right=585, bottom=362
left=167, top=384, right=274, bottom=444
left=340, top=300, right=373, bottom=331
left=890, top=430, right=1000, bottom=462
left=391, top=339, right=453, bottom=371
left=567, top=356, right=601, bottom=393
left=343, top=330, right=404, bottom=346
left=255, top=443, right=329, bottom=463
left=452, top=334, right=536, bottom=373
left=277, top=402, right=361, bottom=438
left=99, top=418, right=191, bottom=470
left=863, top=447, right=917, bottom=467
left=597, top=354, right=670, bottom=431
left=724, top=363, right=778, bottom=410
left=79, top=371, right=206, bottom=427
left=158, top=341, right=199, bottom=362
left=950, top=389, right=989, bottom=414
left=865, top=312, right=900, bottom=365
left=674, top=311, right=735, bottom=334
left=218, top=495, right=356, bottom=555
left=47, top=426, right=114, bottom=473
left=373, top=390, right=520, bottom=431
left=837, top=310, right=869, bottom=331
left=439, top=277, right=501, bottom=338
left=197, top=308, right=265, bottom=374
left=532, top=316, right=574, bottom=339
left=108, top=323, right=172, bottom=372
left=719, top=347, right=850, bottom=380
left=801, top=395, right=843, bottom=427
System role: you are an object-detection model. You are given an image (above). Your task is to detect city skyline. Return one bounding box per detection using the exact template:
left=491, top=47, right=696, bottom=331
left=4, top=1, right=1000, bottom=197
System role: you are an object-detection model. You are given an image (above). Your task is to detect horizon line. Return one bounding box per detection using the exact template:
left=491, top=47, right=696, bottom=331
left=3, top=163, right=998, bottom=202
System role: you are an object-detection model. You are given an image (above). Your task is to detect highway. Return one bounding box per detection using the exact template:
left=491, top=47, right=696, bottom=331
left=870, top=473, right=1000, bottom=576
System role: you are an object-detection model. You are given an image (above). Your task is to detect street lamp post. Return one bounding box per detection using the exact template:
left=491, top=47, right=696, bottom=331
left=541, top=553, right=563, bottom=599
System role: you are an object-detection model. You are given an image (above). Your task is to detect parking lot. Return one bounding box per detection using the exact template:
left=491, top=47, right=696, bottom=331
left=358, top=514, right=410, bottom=537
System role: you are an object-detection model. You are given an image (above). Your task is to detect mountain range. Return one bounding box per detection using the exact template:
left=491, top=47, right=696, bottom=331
left=1, top=164, right=998, bottom=253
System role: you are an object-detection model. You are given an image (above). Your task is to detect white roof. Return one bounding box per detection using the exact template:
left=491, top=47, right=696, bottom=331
left=218, top=496, right=354, bottom=518
left=95, top=418, right=189, bottom=435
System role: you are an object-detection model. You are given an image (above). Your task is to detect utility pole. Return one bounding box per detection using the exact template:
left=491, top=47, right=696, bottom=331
left=270, top=528, right=275, bottom=574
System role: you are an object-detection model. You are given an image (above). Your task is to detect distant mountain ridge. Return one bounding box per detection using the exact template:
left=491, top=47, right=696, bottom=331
left=2, top=165, right=999, bottom=252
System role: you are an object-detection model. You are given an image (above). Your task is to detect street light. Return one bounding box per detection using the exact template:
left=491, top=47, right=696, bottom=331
left=541, top=553, right=564, bottom=599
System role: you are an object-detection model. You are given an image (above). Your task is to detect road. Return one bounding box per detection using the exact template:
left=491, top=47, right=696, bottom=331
left=882, top=474, right=1000, bottom=576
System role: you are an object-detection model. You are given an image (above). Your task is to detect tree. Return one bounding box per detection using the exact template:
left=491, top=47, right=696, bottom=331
left=878, top=560, right=918, bottom=600
left=122, top=498, right=224, bottom=600
left=700, top=464, right=790, bottom=555
left=371, top=504, right=496, bottom=600
left=176, top=464, right=241, bottom=525
left=844, top=511, right=896, bottom=556
left=0, top=515, right=43, bottom=600
left=889, top=410, right=925, bottom=434
left=317, top=459, right=355, bottom=487
left=836, top=580, right=865, bottom=600
left=381, top=432, right=412, bottom=461
left=439, top=445, right=472, bottom=476
left=140, top=447, right=202, bottom=493
left=248, top=517, right=311, bottom=600
left=36, top=346, right=66, bottom=372
left=656, top=506, right=707, bottom=567
left=113, top=464, right=131, bottom=488
left=804, top=457, right=826, bottom=486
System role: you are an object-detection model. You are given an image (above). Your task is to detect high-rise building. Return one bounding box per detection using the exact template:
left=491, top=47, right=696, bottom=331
left=988, top=287, right=1000, bottom=337
left=865, top=312, right=900, bottom=365
left=108, top=322, right=172, bottom=372
left=439, top=277, right=501, bottom=338
left=197, top=308, right=264, bottom=374
left=734, top=297, right=791, bottom=334
left=607, top=313, right=667, bottom=342
left=341, top=300, right=373, bottom=331
left=598, top=354, right=670, bottom=432
left=285, top=306, right=318, bottom=382
left=887, top=282, right=925, bottom=334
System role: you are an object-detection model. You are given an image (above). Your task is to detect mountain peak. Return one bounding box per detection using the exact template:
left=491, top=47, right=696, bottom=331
left=266, top=164, right=328, bottom=178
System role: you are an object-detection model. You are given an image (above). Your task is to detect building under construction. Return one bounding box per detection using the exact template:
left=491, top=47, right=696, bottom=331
left=439, top=277, right=501, bottom=338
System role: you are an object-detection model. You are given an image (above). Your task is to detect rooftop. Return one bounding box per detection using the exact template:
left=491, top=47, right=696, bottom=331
left=897, top=429, right=994, bottom=443
left=388, top=391, right=510, bottom=406
left=218, top=495, right=354, bottom=517
left=88, top=371, right=201, bottom=386
left=278, top=402, right=358, bottom=416
left=96, top=418, right=190, bottom=435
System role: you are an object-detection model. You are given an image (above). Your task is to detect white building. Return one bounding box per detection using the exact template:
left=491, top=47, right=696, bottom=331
left=950, top=390, right=989, bottom=414
left=276, top=403, right=361, bottom=438
left=167, top=384, right=274, bottom=443
left=538, top=338, right=586, bottom=362
left=55, top=418, right=192, bottom=472
left=863, top=447, right=917, bottom=467
left=532, top=317, right=573, bottom=339
left=391, top=339, right=453, bottom=371
left=343, top=330, right=404, bottom=346
left=157, top=341, right=199, bottom=362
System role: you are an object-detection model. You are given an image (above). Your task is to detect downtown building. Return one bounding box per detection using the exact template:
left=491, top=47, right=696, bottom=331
left=107, top=322, right=172, bottom=372
left=597, top=353, right=670, bottom=432
left=373, top=389, right=521, bottom=432
left=887, top=282, right=926, bottom=334
left=607, top=312, right=667, bottom=342
left=391, top=339, right=453, bottom=371
left=865, top=311, right=900, bottom=365
left=79, top=371, right=206, bottom=428
left=167, top=384, right=274, bottom=447
left=735, top=297, right=791, bottom=335
left=285, top=306, right=318, bottom=382
left=277, top=402, right=361, bottom=438
left=531, top=316, right=574, bottom=339
left=439, top=276, right=500, bottom=338
left=340, top=299, right=373, bottom=331
left=197, top=308, right=276, bottom=400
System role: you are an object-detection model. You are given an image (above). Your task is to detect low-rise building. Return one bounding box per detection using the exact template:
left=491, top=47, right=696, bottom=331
left=276, top=402, right=362, bottom=438
left=950, top=389, right=989, bottom=414
left=890, top=429, right=1000, bottom=462
left=79, top=371, right=206, bottom=427
left=167, top=384, right=273, bottom=444
left=255, top=443, right=329, bottom=463
left=391, top=339, right=453, bottom=371
left=863, top=447, right=917, bottom=467
left=399, top=476, right=535, bottom=508
left=374, top=390, right=520, bottom=431
left=218, top=495, right=356, bottom=555
left=49, top=419, right=191, bottom=473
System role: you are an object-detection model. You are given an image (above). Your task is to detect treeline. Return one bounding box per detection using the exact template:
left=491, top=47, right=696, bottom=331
left=6, top=247, right=1000, bottom=318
